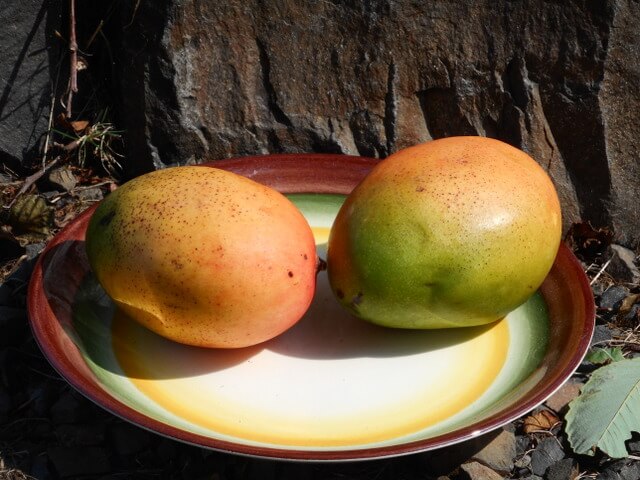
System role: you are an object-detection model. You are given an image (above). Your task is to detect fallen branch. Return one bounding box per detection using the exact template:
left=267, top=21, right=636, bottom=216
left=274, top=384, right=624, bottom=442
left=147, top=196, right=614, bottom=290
left=65, top=0, right=78, bottom=118
left=6, top=138, right=82, bottom=209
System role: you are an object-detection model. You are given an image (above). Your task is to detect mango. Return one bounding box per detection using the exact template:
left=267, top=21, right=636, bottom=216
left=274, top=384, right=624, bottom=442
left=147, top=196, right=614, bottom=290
left=327, top=136, right=562, bottom=329
left=85, top=166, right=318, bottom=348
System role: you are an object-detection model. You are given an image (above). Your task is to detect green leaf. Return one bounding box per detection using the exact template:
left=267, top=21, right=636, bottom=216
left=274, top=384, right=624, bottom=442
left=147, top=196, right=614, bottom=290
left=565, top=357, right=640, bottom=458
left=585, top=347, right=625, bottom=365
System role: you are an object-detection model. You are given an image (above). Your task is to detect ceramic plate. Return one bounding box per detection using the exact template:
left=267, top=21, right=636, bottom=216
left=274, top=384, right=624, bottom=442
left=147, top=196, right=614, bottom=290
left=28, top=154, right=594, bottom=461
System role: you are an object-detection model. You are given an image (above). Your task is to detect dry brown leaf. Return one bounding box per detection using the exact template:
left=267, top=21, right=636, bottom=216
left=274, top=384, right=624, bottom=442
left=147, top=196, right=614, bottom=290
left=70, top=120, right=89, bottom=133
left=565, top=221, right=614, bottom=262
left=619, top=293, right=640, bottom=316
left=522, top=410, right=560, bottom=434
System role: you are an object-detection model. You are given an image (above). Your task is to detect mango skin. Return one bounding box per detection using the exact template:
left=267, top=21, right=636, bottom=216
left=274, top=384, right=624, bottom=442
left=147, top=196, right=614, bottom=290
left=327, top=136, right=562, bottom=329
left=85, top=166, right=317, bottom=348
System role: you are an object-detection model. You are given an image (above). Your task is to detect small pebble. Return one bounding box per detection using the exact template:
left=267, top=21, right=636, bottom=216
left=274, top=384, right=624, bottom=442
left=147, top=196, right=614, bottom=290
left=78, top=186, right=104, bottom=203
left=471, top=428, right=517, bottom=473
left=530, top=437, right=565, bottom=476
left=545, top=380, right=584, bottom=412
left=599, top=285, right=630, bottom=310
left=545, top=458, right=578, bottom=480
left=50, top=390, right=86, bottom=424
left=460, top=461, right=503, bottom=480
left=108, top=422, right=152, bottom=456
left=47, top=446, right=111, bottom=477
left=514, top=453, right=531, bottom=468
left=25, top=242, right=46, bottom=259
left=608, top=244, right=640, bottom=284
left=591, top=324, right=615, bottom=347
left=47, top=166, right=78, bottom=192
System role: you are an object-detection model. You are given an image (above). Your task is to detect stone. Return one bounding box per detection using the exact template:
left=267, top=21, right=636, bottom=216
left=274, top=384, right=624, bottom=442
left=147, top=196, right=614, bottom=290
left=530, top=437, right=565, bottom=477
left=0, top=386, right=11, bottom=415
left=0, top=0, right=61, bottom=170
left=47, top=166, right=77, bottom=192
left=599, top=285, right=630, bottom=310
left=471, top=429, right=517, bottom=473
left=0, top=231, right=25, bottom=263
left=597, top=471, right=621, bottom=480
left=49, top=390, right=86, bottom=424
left=608, top=245, right=640, bottom=284
left=421, top=429, right=501, bottom=475
left=596, top=459, right=640, bottom=480
left=545, top=458, right=578, bottom=480
left=0, top=283, right=13, bottom=306
left=619, top=460, right=640, bottom=480
left=516, top=435, right=532, bottom=456
left=108, top=423, right=151, bottom=456
left=599, top=0, right=640, bottom=247
left=591, top=324, right=615, bottom=347
left=627, top=437, right=640, bottom=453
left=514, top=453, right=531, bottom=469
left=545, top=380, right=584, bottom=412
left=30, top=382, right=60, bottom=417
left=25, top=242, right=45, bottom=260
left=47, top=446, right=111, bottom=478
left=460, top=461, right=503, bottom=480
left=0, top=306, right=28, bottom=346
left=30, top=453, right=55, bottom=480
left=116, top=0, right=640, bottom=246
left=77, top=186, right=104, bottom=203
left=55, top=423, right=106, bottom=447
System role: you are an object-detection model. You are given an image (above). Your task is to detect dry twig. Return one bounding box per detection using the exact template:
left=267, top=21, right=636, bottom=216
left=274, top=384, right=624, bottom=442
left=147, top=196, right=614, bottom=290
left=65, top=0, right=78, bottom=118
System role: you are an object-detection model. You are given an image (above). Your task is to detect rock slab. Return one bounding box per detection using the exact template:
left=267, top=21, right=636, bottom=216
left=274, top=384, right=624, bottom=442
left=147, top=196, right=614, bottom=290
left=0, top=0, right=60, bottom=170
left=118, top=0, right=640, bottom=246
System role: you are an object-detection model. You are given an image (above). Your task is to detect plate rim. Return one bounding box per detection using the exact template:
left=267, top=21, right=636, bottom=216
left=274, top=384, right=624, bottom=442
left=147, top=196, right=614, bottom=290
left=27, top=153, right=595, bottom=461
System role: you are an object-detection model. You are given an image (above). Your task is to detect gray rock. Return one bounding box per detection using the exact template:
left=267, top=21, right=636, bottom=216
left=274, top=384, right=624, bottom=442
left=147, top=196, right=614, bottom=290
left=516, top=435, right=532, bottom=456
left=420, top=428, right=503, bottom=475
left=29, top=454, right=55, bottom=480
left=55, top=423, right=106, bottom=447
left=591, top=324, right=615, bottom=346
left=514, top=453, right=531, bottom=469
left=530, top=437, right=565, bottom=477
left=471, top=429, right=517, bottom=474
left=25, top=242, right=46, bottom=260
left=545, top=458, right=577, bottom=480
left=545, top=380, right=583, bottom=412
left=117, top=0, right=640, bottom=246
left=0, top=0, right=61, bottom=169
left=596, top=459, right=637, bottom=480
left=600, top=285, right=630, bottom=310
left=0, top=306, right=27, bottom=346
left=620, top=460, right=640, bottom=480
left=78, top=186, right=104, bottom=203
left=108, top=422, right=152, bottom=456
left=47, top=446, right=111, bottom=477
left=460, top=461, right=503, bottom=480
left=0, top=232, right=25, bottom=262
left=47, top=166, right=78, bottom=192
left=0, top=386, right=11, bottom=415
left=627, top=437, right=640, bottom=453
left=0, top=283, right=13, bottom=306
left=598, top=472, right=621, bottom=480
left=608, top=245, right=640, bottom=284
left=49, top=390, right=86, bottom=424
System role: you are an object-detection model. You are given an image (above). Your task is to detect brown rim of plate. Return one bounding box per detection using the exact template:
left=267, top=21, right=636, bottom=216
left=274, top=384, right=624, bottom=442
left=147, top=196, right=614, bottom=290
left=27, top=153, right=595, bottom=461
